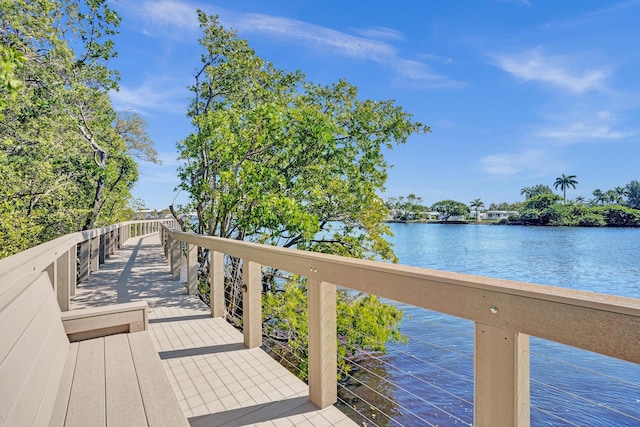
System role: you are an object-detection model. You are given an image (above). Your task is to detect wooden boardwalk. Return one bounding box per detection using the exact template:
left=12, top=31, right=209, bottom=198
left=71, top=233, right=356, bottom=427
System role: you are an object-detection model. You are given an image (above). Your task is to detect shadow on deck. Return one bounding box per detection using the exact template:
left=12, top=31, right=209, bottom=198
left=71, top=234, right=355, bottom=427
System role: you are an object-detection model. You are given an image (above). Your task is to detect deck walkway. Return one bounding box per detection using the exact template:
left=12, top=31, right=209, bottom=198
left=70, top=233, right=356, bottom=427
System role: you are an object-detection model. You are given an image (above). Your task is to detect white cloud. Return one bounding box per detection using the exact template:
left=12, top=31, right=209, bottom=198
left=110, top=79, right=188, bottom=115
left=393, top=60, right=464, bottom=88
left=480, top=150, right=562, bottom=176
left=491, top=47, right=609, bottom=93
left=499, top=0, right=532, bottom=6
left=230, top=13, right=397, bottom=62
left=537, top=122, right=635, bottom=141
left=420, top=53, right=454, bottom=65
left=536, top=110, right=636, bottom=143
left=353, top=26, right=405, bottom=41
left=117, top=0, right=460, bottom=89
left=434, top=119, right=457, bottom=129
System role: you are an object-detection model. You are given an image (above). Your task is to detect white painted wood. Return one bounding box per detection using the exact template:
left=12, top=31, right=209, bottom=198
left=308, top=280, right=337, bottom=409
left=62, top=308, right=146, bottom=336
left=128, top=331, right=190, bottom=427
left=169, top=228, right=640, bottom=364
left=64, top=338, right=106, bottom=427
left=49, top=343, right=79, bottom=427
left=186, top=243, right=198, bottom=295
left=210, top=250, right=224, bottom=317
left=169, top=237, right=181, bottom=281
left=0, top=285, right=68, bottom=426
left=16, top=322, right=68, bottom=427
left=104, top=334, right=147, bottom=426
left=243, top=260, right=262, bottom=348
left=475, top=323, right=530, bottom=427
left=56, top=249, right=70, bottom=311
left=0, top=274, right=51, bottom=363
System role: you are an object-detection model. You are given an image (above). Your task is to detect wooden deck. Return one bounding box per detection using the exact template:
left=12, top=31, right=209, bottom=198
left=70, top=233, right=356, bottom=427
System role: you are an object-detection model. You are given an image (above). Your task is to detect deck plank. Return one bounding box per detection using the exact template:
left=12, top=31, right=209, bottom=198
left=65, top=338, right=106, bottom=427
left=104, top=334, right=148, bottom=427
left=49, top=342, right=79, bottom=427
left=128, top=331, right=189, bottom=427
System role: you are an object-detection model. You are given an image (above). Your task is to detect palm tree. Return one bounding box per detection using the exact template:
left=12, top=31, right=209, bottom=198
left=520, top=187, right=531, bottom=200
left=592, top=189, right=605, bottom=206
left=469, top=198, right=484, bottom=222
left=553, top=174, right=578, bottom=204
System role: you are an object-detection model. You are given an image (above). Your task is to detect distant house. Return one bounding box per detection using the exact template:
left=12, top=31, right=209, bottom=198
left=485, top=210, right=518, bottom=221
left=134, top=209, right=154, bottom=220
left=468, top=211, right=487, bottom=220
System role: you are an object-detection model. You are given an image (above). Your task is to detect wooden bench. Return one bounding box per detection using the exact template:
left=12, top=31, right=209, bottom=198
left=1, top=272, right=189, bottom=427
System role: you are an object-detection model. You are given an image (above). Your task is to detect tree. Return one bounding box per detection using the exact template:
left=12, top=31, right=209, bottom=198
left=385, top=194, right=427, bottom=221
left=625, top=180, right=640, bottom=210
left=469, top=198, right=484, bottom=222
left=177, top=12, right=429, bottom=379
left=431, top=200, right=470, bottom=221
left=592, top=189, right=606, bottom=206
left=0, top=1, right=151, bottom=257
left=521, top=184, right=553, bottom=199
left=115, top=111, right=160, bottom=164
left=518, top=193, right=563, bottom=225
left=553, top=174, right=578, bottom=204
left=605, top=189, right=622, bottom=206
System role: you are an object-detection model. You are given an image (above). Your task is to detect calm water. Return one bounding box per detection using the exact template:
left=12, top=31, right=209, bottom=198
left=341, top=224, right=640, bottom=426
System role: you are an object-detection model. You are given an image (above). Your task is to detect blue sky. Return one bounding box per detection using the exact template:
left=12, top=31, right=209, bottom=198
left=109, top=0, right=640, bottom=210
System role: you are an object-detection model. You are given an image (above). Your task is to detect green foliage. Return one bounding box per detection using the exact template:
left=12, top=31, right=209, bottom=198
left=430, top=199, right=470, bottom=221
left=517, top=195, right=640, bottom=227
left=0, top=45, right=25, bottom=117
left=625, top=180, right=640, bottom=210
left=385, top=194, right=428, bottom=221
left=520, top=184, right=553, bottom=200
left=593, top=205, right=640, bottom=227
left=0, top=0, right=150, bottom=258
left=263, top=278, right=405, bottom=380
left=179, top=12, right=426, bottom=379
left=521, top=193, right=562, bottom=211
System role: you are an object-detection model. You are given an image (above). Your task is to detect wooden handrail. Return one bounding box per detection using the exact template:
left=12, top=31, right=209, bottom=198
left=0, top=219, right=178, bottom=313
left=161, top=225, right=640, bottom=427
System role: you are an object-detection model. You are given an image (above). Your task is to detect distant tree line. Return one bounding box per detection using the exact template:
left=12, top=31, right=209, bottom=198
left=387, top=177, right=640, bottom=227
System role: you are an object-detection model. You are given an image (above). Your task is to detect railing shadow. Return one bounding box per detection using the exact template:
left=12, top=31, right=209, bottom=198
left=71, top=235, right=206, bottom=313
left=188, top=396, right=320, bottom=427
left=159, top=343, right=246, bottom=360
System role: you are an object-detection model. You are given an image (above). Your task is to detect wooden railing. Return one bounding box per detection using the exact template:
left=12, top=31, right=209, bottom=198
left=160, top=225, right=640, bottom=427
left=0, top=219, right=178, bottom=313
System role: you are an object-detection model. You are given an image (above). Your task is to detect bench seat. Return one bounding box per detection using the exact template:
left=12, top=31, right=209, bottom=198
left=1, top=273, right=188, bottom=427
left=51, top=332, right=188, bottom=427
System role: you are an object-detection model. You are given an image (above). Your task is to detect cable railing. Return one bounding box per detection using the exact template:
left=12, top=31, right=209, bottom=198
left=160, top=225, right=640, bottom=427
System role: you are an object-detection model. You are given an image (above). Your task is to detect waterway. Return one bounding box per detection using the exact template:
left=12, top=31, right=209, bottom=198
left=339, top=224, right=640, bottom=426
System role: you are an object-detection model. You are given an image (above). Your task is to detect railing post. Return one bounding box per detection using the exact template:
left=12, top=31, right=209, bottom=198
left=210, top=251, right=224, bottom=317
left=169, top=236, right=181, bottom=281
left=242, top=261, right=262, bottom=348
left=56, top=249, right=71, bottom=311
left=475, top=323, right=530, bottom=427
left=69, top=246, right=77, bottom=297
left=78, top=240, right=90, bottom=282
left=90, top=235, right=100, bottom=272
left=186, top=243, right=198, bottom=295
left=110, top=229, right=116, bottom=255
left=99, top=233, right=106, bottom=264
left=308, top=279, right=337, bottom=409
